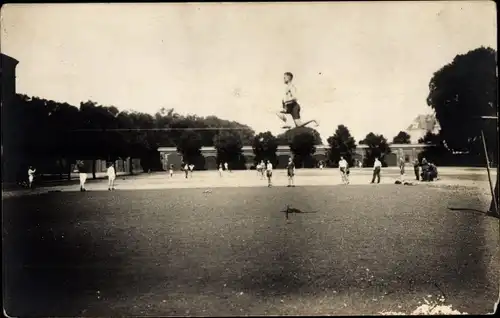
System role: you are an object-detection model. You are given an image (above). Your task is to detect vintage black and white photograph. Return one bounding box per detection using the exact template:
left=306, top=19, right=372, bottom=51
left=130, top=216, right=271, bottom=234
left=1, top=1, right=498, bottom=316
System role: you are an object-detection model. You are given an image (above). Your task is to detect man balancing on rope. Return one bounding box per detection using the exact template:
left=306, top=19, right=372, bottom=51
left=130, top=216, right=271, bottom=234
left=277, top=72, right=319, bottom=130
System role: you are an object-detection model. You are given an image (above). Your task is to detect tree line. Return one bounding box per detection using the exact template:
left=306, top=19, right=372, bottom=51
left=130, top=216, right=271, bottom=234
left=2, top=46, right=495, bottom=181
left=2, top=94, right=400, bottom=181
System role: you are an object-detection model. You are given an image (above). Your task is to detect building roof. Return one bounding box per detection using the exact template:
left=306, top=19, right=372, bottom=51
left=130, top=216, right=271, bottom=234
left=0, top=53, right=19, bottom=69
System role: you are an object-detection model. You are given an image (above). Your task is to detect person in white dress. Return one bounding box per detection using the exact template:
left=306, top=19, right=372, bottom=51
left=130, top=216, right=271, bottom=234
left=28, top=166, right=36, bottom=189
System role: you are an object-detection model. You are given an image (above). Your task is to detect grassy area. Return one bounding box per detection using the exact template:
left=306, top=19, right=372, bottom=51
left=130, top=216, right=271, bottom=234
left=3, top=185, right=498, bottom=316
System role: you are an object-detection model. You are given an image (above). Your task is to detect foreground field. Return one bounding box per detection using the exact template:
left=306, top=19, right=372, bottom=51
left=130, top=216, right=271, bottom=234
left=3, top=183, right=498, bottom=316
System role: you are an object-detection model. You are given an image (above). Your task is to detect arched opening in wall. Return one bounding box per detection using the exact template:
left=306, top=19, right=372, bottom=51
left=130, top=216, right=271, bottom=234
left=385, top=153, right=397, bottom=167
left=313, top=154, right=326, bottom=168
left=244, top=155, right=255, bottom=169
left=205, top=156, right=217, bottom=170
left=277, top=154, right=289, bottom=169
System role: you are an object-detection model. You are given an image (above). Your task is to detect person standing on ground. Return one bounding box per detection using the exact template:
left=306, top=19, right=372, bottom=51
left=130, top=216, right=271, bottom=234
left=77, top=160, right=88, bottom=191
left=287, top=157, right=295, bottom=187
left=224, top=162, right=229, bottom=172
left=184, top=163, right=189, bottom=179
left=371, top=157, right=382, bottom=184
left=28, top=166, right=36, bottom=189
left=260, top=160, right=265, bottom=179
left=188, top=164, right=194, bottom=178
left=107, top=162, right=116, bottom=191
left=266, top=160, right=273, bottom=187
left=169, top=164, right=174, bottom=178
left=339, top=156, right=349, bottom=185
left=218, top=163, right=223, bottom=177
left=399, top=157, right=406, bottom=182
left=413, top=158, right=420, bottom=181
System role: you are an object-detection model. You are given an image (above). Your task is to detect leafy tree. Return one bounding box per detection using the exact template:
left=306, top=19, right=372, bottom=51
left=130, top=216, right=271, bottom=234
left=426, top=46, right=497, bottom=160
left=278, top=127, right=322, bottom=168
left=252, top=131, right=278, bottom=166
left=392, top=131, right=411, bottom=144
left=3, top=93, right=259, bottom=180
left=176, top=130, right=203, bottom=168
left=359, top=132, right=391, bottom=167
left=327, top=125, right=357, bottom=167
left=213, top=130, right=246, bottom=170
left=418, top=131, right=442, bottom=145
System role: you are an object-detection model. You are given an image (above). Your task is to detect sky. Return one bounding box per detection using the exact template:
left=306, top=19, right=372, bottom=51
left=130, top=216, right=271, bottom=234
left=1, top=1, right=497, bottom=142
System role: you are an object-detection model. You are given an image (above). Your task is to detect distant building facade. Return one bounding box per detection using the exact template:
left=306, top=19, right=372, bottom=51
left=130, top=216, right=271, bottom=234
left=158, top=143, right=428, bottom=170
left=1, top=53, right=18, bottom=109
left=1, top=53, right=19, bottom=181
left=405, top=113, right=441, bottom=144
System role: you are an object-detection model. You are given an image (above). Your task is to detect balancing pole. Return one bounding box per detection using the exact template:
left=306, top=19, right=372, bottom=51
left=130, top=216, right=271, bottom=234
left=481, top=130, right=498, bottom=215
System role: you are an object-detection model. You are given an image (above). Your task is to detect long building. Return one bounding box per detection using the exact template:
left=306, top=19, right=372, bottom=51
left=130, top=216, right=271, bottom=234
left=158, top=143, right=429, bottom=170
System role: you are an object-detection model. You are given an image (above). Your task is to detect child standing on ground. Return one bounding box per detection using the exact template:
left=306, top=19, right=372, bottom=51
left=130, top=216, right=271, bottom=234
left=339, top=156, right=349, bottom=185
left=107, top=162, right=116, bottom=191
left=28, top=166, right=36, bottom=189
left=189, top=164, right=194, bottom=178
left=77, top=160, right=88, bottom=191
left=266, top=160, right=273, bottom=187
left=399, top=157, right=406, bottom=182
left=287, top=157, right=295, bottom=187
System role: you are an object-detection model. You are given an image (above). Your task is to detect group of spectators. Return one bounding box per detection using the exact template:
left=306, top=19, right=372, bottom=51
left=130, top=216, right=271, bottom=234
left=413, top=157, right=438, bottom=182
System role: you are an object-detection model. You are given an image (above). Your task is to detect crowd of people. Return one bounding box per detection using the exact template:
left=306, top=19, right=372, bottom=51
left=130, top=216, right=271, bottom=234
left=21, top=155, right=440, bottom=192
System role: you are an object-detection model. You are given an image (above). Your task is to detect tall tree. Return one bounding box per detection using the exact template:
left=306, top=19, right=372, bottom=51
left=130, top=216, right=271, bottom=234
left=426, top=46, right=497, bottom=160
left=252, top=131, right=278, bottom=166
left=327, top=125, right=357, bottom=167
left=392, top=131, right=411, bottom=144
left=176, top=130, right=203, bottom=168
left=359, top=132, right=391, bottom=167
left=213, top=130, right=246, bottom=170
left=278, top=127, right=322, bottom=168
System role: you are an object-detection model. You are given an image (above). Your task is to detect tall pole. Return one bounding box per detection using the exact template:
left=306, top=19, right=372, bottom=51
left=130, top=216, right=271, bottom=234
left=481, top=130, right=498, bottom=215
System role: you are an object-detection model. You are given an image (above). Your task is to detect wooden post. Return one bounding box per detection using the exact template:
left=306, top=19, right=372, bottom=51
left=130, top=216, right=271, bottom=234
left=481, top=130, right=498, bottom=215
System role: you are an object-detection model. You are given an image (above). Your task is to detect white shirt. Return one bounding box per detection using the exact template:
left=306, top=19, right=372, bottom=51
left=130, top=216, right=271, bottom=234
left=373, top=159, right=382, bottom=169
left=284, top=83, right=297, bottom=104
left=224, top=163, right=228, bottom=169
left=339, top=159, right=347, bottom=168
left=107, top=166, right=115, bottom=176
left=189, top=164, right=194, bottom=171
left=28, top=168, right=35, bottom=176
left=266, top=163, right=273, bottom=171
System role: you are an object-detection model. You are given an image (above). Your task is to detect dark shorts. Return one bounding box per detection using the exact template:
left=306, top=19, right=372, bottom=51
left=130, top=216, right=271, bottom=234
left=287, top=170, right=294, bottom=177
left=340, top=167, right=346, bottom=174
left=400, top=166, right=405, bottom=175
left=266, top=170, right=272, bottom=178
left=285, top=101, right=301, bottom=120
